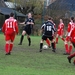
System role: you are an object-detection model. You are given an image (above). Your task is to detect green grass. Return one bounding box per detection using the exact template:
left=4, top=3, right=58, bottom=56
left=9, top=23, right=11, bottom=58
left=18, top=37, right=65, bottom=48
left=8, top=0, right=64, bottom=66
left=0, top=34, right=75, bottom=75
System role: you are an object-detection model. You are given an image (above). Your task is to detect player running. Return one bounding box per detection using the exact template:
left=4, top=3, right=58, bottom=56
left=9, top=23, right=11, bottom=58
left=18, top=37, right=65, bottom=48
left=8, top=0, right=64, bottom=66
left=45, top=19, right=56, bottom=48
left=67, top=25, right=75, bottom=64
left=56, top=19, right=65, bottom=44
left=18, top=13, right=34, bottom=46
left=39, top=17, right=56, bottom=52
left=2, top=13, right=19, bottom=55
left=63, top=17, right=75, bottom=55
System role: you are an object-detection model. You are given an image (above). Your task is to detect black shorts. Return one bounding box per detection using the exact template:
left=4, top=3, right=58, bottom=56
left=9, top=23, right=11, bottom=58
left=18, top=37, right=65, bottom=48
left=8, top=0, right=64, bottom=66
left=23, top=26, right=31, bottom=35
left=42, top=35, right=54, bottom=41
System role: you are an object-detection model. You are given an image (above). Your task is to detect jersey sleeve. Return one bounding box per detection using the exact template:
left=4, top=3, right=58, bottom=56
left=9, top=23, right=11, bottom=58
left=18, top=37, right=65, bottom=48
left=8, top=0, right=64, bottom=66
left=67, top=23, right=71, bottom=32
left=41, top=23, right=45, bottom=29
left=61, top=24, right=64, bottom=29
left=15, top=21, right=19, bottom=34
left=25, top=20, right=27, bottom=24
left=30, top=18, right=35, bottom=26
left=25, top=18, right=28, bottom=24
left=52, top=25, right=56, bottom=32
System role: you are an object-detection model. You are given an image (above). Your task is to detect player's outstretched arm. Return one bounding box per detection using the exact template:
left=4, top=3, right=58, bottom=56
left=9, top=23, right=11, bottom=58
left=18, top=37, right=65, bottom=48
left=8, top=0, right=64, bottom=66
left=19, top=22, right=25, bottom=25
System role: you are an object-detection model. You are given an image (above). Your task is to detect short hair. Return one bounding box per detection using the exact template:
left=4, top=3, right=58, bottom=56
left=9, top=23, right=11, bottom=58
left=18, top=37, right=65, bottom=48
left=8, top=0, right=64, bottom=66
left=71, top=17, right=75, bottom=22
left=10, top=12, right=14, bottom=17
left=48, top=17, right=52, bottom=20
left=71, top=17, right=74, bottom=20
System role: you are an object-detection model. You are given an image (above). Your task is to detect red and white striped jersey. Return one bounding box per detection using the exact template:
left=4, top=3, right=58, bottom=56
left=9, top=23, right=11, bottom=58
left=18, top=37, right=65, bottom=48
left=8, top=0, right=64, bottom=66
left=57, top=23, right=64, bottom=31
left=67, top=22, right=75, bottom=36
left=2, top=17, right=18, bottom=34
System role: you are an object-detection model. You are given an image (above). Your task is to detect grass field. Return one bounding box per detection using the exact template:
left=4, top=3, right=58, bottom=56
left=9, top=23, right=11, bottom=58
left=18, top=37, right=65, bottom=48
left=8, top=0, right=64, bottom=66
left=0, top=34, right=75, bottom=75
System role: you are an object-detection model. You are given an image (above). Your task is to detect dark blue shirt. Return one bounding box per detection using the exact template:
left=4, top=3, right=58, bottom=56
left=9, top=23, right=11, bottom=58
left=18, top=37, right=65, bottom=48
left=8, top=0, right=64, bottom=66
left=25, top=18, right=34, bottom=29
left=41, top=21, right=55, bottom=36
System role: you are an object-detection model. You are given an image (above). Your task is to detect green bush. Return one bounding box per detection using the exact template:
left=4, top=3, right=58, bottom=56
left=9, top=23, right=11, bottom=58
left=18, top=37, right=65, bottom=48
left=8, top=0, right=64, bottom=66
left=0, top=14, right=5, bottom=28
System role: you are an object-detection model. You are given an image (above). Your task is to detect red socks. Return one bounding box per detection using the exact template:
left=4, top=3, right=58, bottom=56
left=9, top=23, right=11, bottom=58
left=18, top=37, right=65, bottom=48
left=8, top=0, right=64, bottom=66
left=65, top=44, right=72, bottom=54
left=65, top=44, right=69, bottom=53
left=5, top=44, right=9, bottom=53
left=9, top=44, right=13, bottom=52
left=56, top=38, right=58, bottom=43
left=46, top=39, right=50, bottom=46
left=69, top=45, right=72, bottom=54
left=5, top=43, right=13, bottom=53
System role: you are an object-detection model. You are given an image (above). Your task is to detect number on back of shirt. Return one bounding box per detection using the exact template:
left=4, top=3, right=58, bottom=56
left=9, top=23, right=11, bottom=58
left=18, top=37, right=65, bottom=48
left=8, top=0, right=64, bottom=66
left=7, top=22, right=13, bottom=28
left=47, top=26, right=51, bottom=31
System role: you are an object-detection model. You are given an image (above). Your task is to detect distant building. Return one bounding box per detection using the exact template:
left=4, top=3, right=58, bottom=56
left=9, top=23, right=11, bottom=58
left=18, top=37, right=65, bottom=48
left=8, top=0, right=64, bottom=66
left=5, top=2, right=16, bottom=9
left=0, top=0, right=25, bottom=20
left=0, top=0, right=7, bottom=7
left=46, top=0, right=56, bottom=6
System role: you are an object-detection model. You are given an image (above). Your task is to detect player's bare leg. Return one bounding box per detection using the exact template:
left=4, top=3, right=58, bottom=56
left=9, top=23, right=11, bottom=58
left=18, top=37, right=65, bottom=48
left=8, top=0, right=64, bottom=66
left=27, top=35, right=31, bottom=46
left=39, top=39, right=44, bottom=52
left=18, top=30, right=26, bottom=45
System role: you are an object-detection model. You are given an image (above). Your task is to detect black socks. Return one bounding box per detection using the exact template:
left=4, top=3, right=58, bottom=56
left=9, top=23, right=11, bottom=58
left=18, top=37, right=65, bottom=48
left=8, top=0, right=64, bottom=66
left=19, top=35, right=24, bottom=45
left=28, top=38, right=31, bottom=46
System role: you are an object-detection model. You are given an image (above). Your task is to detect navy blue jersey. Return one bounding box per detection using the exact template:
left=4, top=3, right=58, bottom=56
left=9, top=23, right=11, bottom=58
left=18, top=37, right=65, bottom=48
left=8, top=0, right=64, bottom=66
left=25, top=18, right=34, bottom=29
left=41, top=21, right=55, bottom=36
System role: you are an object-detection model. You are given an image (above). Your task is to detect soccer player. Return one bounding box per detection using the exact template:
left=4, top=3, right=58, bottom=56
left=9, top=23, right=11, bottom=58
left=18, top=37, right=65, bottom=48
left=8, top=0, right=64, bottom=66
left=67, top=26, right=75, bottom=64
left=18, top=13, right=34, bottom=46
left=2, top=12, right=19, bottom=55
left=45, top=20, right=56, bottom=48
left=56, top=19, right=65, bottom=44
left=39, top=17, right=56, bottom=52
left=63, top=17, right=75, bottom=55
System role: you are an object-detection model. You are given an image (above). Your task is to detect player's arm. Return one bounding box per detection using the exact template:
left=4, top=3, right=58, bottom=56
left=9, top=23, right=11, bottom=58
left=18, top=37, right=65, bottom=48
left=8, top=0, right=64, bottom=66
left=65, top=24, right=71, bottom=36
left=26, top=22, right=32, bottom=25
left=52, top=24, right=57, bottom=37
left=28, top=19, right=35, bottom=25
left=19, top=22, right=25, bottom=25
left=30, top=22, right=34, bottom=25
left=15, top=21, right=19, bottom=35
left=40, top=28, right=44, bottom=34
left=19, top=18, right=26, bottom=25
left=40, top=23, right=45, bottom=34
left=52, top=25, right=56, bottom=32
left=63, top=24, right=65, bottom=35
left=31, top=19, right=35, bottom=25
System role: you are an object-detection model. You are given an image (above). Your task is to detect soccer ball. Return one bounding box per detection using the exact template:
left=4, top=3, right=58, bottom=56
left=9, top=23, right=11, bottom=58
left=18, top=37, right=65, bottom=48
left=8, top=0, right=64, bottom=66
left=43, top=45, right=48, bottom=50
